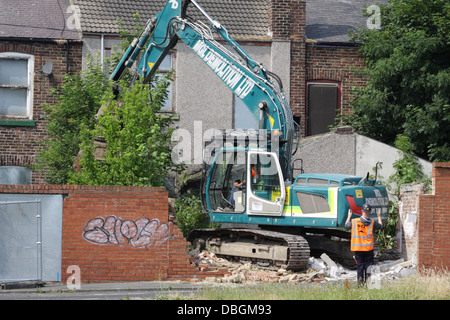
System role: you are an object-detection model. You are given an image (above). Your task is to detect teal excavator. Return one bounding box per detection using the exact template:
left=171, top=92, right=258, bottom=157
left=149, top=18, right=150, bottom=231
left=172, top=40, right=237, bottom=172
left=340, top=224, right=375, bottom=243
left=110, top=0, right=389, bottom=269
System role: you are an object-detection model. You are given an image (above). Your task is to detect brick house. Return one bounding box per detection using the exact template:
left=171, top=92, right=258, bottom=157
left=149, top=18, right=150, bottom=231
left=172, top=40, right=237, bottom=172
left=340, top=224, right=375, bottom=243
left=1, top=0, right=379, bottom=184
left=0, top=0, right=83, bottom=184
left=75, top=0, right=378, bottom=138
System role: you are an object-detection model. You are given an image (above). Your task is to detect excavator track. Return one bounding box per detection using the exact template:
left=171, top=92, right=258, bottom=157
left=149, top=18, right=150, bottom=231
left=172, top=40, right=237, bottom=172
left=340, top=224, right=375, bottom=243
left=189, top=228, right=310, bottom=271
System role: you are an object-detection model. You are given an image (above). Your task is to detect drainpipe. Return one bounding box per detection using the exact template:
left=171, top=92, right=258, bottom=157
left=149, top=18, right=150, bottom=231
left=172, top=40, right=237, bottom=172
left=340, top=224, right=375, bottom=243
left=66, top=41, right=70, bottom=74
left=101, top=34, right=105, bottom=71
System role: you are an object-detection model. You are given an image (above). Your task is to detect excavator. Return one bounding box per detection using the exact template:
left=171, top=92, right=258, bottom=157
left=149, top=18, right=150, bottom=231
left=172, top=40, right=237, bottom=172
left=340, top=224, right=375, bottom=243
left=110, top=0, right=390, bottom=269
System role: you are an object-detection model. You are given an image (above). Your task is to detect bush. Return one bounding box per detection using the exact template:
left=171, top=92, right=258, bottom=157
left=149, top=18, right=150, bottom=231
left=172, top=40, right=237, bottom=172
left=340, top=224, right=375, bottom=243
left=68, top=76, right=181, bottom=186
left=174, top=195, right=211, bottom=238
left=35, top=61, right=108, bottom=184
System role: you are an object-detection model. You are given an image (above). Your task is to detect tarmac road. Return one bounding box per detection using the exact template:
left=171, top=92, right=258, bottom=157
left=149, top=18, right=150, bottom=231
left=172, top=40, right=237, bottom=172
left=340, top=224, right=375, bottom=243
left=0, top=281, right=205, bottom=300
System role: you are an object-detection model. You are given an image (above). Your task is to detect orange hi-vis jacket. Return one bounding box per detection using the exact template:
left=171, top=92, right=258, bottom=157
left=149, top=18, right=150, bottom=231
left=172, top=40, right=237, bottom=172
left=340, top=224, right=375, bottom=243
left=350, top=218, right=374, bottom=251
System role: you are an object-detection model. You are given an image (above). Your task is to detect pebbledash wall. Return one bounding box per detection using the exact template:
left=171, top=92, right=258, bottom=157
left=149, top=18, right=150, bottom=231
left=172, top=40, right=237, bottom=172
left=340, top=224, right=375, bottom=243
left=0, top=184, right=211, bottom=283
left=417, top=163, right=450, bottom=271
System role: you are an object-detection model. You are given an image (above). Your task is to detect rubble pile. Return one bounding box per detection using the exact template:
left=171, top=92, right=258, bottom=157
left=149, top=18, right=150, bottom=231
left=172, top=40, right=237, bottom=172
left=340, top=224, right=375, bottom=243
left=188, top=249, right=416, bottom=286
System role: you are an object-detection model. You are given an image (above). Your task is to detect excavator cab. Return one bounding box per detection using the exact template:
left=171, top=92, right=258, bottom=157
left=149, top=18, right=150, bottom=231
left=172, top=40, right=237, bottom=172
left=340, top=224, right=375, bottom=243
left=201, top=144, right=286, bottom=217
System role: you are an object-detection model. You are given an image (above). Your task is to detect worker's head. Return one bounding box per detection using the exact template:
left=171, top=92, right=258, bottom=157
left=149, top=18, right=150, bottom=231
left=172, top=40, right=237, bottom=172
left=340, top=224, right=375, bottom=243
left=361, top=204, right=372, bottom=216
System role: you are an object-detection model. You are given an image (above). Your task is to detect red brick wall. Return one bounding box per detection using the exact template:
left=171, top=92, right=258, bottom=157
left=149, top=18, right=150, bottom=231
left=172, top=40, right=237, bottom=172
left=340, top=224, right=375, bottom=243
left=268, top=1, right=367, bottom=136
left=417, top=162, right=450, bottom=271
left=306, top=44, right=367, bottom=118
left=0, top=40, right=82, bottom=184
left=0, top=184, right=207, bottom=283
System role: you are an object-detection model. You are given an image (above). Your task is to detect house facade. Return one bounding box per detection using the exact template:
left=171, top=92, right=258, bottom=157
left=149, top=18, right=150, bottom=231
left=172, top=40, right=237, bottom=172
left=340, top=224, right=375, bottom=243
left=76, top=0, right=375, bottom=138
left=0, top=0, right=83, bottom=184
left=1, top=0, right=379, bottom=184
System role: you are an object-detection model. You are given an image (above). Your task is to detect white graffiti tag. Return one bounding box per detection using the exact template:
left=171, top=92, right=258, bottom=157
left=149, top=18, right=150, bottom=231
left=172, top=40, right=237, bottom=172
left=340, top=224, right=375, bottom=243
left=83, top=216, right=174, bottom=248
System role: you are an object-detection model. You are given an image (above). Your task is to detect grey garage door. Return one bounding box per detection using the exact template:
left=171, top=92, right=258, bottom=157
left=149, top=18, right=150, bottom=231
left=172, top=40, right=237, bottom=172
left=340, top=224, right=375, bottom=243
left=0, top=194, right=63, bottom=283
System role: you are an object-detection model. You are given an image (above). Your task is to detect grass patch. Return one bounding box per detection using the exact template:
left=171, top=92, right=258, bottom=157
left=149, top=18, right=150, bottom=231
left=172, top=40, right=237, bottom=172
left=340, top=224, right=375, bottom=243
left=190, top=269, right=449, bottom=300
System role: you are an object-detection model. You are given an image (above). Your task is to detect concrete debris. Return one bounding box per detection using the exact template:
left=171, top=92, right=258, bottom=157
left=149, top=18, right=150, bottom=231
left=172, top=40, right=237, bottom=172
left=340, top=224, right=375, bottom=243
left=320, top=253, right=338, bottom=269
left=379, top=258, right=405, bottom=272
left=189, top=249, right=417, bottom=285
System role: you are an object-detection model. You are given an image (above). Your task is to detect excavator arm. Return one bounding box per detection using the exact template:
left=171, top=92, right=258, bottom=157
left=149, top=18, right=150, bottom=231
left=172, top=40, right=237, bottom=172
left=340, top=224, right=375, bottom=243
left=109, top=0, right=296, bottom=180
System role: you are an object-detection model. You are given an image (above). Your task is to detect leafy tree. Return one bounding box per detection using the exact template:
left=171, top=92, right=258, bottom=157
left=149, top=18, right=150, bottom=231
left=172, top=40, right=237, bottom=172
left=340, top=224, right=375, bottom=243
left=344, top=0, right=450, bottom=161
left=68, top=75, right=181, bottom=186
left=37, top=14, right=180, bottom=186
left=35, top=61, right=108, bottom=184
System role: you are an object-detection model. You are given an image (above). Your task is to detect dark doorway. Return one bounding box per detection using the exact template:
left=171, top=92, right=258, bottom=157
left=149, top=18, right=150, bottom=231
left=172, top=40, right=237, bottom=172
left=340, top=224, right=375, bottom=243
left=307, top=83, right=339, bottom=136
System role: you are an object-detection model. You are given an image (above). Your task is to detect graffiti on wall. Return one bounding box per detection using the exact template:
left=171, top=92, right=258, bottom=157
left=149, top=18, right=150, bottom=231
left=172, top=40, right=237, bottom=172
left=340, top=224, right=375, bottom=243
left=83, top=216, right=174, bottom=248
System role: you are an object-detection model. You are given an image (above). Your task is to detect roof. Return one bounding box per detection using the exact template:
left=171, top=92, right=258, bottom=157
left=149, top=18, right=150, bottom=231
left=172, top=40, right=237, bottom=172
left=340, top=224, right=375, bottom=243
left=73, top=0, right=269, bottom=39
left=0, top=0, right=387, bottom=43
left=0, top=0, right=81, bottom=40
left=306, top=0, right=388, bottom=43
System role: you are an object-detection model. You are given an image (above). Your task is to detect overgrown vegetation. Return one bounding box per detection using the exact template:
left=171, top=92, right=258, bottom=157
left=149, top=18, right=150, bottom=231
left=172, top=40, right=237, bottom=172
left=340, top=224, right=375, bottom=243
left=388, top=134, right=429, bottom=192
left=68, top=76, right=180, bottom=186
left=342, top=0, right=450, bottom=162
left=36, top=13, right=181, bottom=187
left=35, top=61, right=108, bottom=184
left=375, top=202, right=399, bottom=252
left=174, top=194, right=219, bottom=238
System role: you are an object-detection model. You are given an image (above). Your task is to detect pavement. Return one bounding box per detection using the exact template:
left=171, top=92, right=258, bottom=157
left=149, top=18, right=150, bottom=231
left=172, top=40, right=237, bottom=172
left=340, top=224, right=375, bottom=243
left=0, top=280, right=209, bottom=294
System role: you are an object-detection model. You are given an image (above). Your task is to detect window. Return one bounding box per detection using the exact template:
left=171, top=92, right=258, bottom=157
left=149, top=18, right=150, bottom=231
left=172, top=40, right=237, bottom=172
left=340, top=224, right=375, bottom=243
left=249, top=153, right=282, bottom=200
left=247, top=151, right=285, bottom=216
left=307, top=82, right=339, bottom=136
left=156, top=53, right=174, bottom=112
left=0, top=53, right=34, bottom=119
left=296, top=192, right=330, bottom=214
left=233, top=95, right=258, bottom=129
left=207, top=150, right=247, bottom=212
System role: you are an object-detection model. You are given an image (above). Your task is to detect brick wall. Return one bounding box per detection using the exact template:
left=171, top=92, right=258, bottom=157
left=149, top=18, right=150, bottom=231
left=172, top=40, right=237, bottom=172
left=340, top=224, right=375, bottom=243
left=0, top=184, right=215, bottom=283
left=268, top=1, right=367, bottom=136
left=268, top=0, right=306, bottom=120
left=417, top=162, right=450, bottom=271
left=306, top=44, right=367, bottom=118
left=0, top=40, right=82, bottom=184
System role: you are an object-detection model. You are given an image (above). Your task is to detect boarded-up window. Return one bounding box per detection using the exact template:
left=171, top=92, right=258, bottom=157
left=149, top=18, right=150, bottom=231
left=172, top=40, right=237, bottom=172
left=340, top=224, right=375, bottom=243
left=307, top=83, right=339, bottom=136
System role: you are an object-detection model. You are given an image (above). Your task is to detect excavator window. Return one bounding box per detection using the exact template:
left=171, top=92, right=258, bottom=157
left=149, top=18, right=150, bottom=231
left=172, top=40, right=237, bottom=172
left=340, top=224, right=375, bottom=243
left=249, top=153, right=282, bottom=202
left=207, top=150, right=246, bottom=213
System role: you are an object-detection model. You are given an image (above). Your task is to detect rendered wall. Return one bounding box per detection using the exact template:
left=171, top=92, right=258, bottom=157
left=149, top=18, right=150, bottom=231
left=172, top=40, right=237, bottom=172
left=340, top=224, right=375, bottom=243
left=295, top=127, right=432, bottom=187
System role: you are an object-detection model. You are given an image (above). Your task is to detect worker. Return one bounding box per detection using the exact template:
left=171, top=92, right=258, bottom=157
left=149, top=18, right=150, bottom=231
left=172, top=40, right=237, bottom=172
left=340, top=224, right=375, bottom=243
left=345, top=204, right=382, bottom=286
left=229, top=179, right=245, bottom=205
left=251, top=165, right=259, bottom=183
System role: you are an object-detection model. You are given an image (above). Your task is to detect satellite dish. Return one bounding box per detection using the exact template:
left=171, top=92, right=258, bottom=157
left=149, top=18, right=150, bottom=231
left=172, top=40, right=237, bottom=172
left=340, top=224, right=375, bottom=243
left=41, top=62, right=53, bottom=76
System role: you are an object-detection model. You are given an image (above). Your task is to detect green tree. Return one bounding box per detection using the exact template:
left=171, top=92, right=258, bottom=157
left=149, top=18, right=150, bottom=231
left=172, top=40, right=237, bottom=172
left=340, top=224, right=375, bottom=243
left=344, top=0, right=450, bottom=161
left=69, top=75, right=181, bottom=186
left=35, top=61, right=108, bottom=184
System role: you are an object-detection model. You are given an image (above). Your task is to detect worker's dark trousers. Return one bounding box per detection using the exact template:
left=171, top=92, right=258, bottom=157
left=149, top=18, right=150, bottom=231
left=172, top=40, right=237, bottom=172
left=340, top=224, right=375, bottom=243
left=354, top=250, right=374, bottom=285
